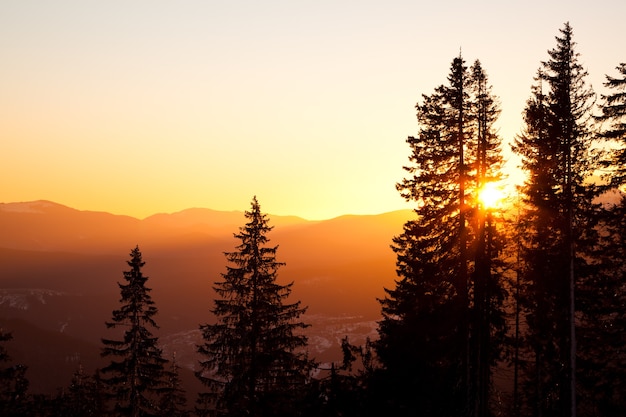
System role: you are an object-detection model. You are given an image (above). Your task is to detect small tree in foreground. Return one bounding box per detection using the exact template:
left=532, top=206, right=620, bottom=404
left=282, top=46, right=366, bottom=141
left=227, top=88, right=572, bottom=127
left=159, top=355, right=189, bottom=417
left=56, top=364, right=106, bottom=417
left=197, top=196, right=313, bottom=417
left=101, top=246, right=167, bottom=417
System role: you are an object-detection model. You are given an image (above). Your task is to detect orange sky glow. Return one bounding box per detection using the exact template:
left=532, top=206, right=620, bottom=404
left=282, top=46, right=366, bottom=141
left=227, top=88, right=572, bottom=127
left=1, top=1, right=624, bottom=220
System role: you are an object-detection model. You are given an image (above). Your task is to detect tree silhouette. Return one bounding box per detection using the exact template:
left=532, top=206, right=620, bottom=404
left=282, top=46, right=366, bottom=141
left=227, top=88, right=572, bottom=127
left=197, top=197, right=313, bottom=417
left=467, top=60, right=508, bottom=417
left=575, top=61, right=626, bottom=416
left=101, top=246, right=167, bottom=417
left=158, top=354, right=189, bottom=417
left=512, top=22, right=596, bottom=417
left=58, top=364, right=106, bottom=417
left=377, top=55, right=507, bottom=417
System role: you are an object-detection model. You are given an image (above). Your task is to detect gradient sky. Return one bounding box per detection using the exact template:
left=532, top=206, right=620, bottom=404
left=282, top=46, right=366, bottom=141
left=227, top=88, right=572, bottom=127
left=1, top=1, right=624, bottom=220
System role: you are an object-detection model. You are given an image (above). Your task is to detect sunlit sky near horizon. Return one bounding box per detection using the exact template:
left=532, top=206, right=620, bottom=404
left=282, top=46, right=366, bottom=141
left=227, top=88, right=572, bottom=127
left=1, top=1, right=624, bottom=220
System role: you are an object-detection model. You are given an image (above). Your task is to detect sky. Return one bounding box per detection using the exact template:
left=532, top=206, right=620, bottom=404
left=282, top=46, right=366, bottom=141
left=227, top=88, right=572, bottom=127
left=1, top=1, right=624, bottom=220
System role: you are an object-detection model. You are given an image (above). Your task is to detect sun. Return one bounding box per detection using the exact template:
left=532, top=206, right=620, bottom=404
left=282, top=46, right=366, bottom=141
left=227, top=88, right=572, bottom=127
left=478, top=182, right=505, bottom=209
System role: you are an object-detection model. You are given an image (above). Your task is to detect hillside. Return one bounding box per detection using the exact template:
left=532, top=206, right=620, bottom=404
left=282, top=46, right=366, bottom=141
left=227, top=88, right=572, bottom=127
left=0, top=201, right=412, bottom=394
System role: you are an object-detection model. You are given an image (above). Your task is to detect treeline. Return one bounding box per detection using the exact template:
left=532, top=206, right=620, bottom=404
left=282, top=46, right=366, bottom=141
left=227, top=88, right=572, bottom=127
left=373, top=22, right=626, bottom=417
left=1, top=22, right=625, bottom=417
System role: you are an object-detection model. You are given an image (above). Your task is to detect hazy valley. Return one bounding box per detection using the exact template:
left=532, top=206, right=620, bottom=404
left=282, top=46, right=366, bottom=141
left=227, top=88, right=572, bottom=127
left=0, top=200, right=409, bottom=394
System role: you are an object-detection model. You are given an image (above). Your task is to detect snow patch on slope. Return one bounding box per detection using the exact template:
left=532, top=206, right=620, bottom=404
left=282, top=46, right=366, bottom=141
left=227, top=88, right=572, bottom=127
left=0, top=289, right=67, bottom=310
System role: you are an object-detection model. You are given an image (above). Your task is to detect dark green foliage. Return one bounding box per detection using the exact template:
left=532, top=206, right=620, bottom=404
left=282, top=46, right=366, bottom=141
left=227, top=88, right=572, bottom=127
left=101, top=246, right=167, bottom=417
left=197, top=197, right=314, bottom=417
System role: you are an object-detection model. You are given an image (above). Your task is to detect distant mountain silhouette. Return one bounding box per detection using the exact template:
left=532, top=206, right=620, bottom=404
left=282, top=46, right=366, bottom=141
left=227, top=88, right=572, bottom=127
left=0, top=200, right=412, bottom=395
left=0, top=201, right=140, bottom=254
left=144, top=207, right=309, bottom=233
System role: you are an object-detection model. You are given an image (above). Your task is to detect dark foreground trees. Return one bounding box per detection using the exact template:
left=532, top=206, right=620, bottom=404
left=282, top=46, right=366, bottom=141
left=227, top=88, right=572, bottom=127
left=196, top=197, right=314, bottom=417
left=159, top=355, right=190, bottom=417
left=582, top=62, right=626, bottom=415
left=376, top=54, right=507, bottom=416
left=3, top=22, right=626, bottom=417
left=55, top=365, right=106, bottom=417
left=512, top=22, right=597, bottom=417
left=101, top=246, right=167, bottom=417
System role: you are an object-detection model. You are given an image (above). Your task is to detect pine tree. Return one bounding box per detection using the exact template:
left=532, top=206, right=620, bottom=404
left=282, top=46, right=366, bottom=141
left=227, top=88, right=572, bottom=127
left=59, top=364, right=106, bottom=417
left=468, top=60, right=508, bottom=417
left=511, top=22, right=596, bottom=417
left=575, top=62, right=626, bottom=415
left=158, top=355, right=189, bottom=417
left=377, top=55, right=506, bottom=416
left=101, top=246, right=167, bottom=417
left=197, top=197, right=313, bottom=417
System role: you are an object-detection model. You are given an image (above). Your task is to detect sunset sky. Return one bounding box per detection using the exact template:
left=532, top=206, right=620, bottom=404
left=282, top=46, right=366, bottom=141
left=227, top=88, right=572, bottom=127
left=1, top=1, right=624, bottom=220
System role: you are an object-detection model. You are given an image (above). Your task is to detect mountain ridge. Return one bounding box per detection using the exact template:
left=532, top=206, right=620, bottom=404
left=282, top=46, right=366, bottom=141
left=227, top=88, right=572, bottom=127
left=0, top=199, right=412, bottom=253
left=0, top=199, right=411, bottom=395
left=1, top=199, right=409, bottom=223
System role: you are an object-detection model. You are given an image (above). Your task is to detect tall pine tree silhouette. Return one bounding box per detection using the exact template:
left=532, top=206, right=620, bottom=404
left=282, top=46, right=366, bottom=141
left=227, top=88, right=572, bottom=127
left=512, top=22, right=596, bottom=417
left=377, top=55, right=506, bottom=417
left=576, top=62, right=626, bottom=415
left=101, top=246, right=167, bottom=417
left=197, top=197, right=313, bottom=417
left=468, top=60, right=508, bottom=417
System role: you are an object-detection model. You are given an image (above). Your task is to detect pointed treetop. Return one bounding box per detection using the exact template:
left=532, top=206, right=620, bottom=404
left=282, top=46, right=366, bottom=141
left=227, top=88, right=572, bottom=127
left=128, top=245, right=145, bottom=268
left=251, top=195, right=260, bottom=212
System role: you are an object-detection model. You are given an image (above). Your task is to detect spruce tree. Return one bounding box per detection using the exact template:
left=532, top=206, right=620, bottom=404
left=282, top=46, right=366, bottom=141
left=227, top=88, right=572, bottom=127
left=576, top=62, right=626, bottom=415
left=197, top=197, right=313, bottom=417
left=377, top=55, right=506, bottom=417
left=158, top=355, right=189, bottom=417
left=101, top=246, right=167, bottom=417
left=59, top=364, right=106, bottom=417
left=511, top=22, right=596, bottom=417
left=468, top=60, right=508, bottom=417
